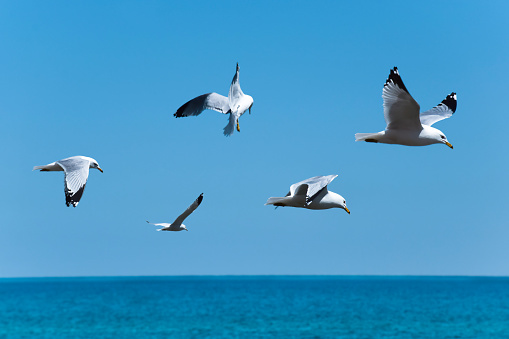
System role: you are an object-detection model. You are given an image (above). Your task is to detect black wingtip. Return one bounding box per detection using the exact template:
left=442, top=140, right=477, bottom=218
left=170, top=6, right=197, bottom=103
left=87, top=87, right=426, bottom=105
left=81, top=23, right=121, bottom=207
left=385, top=66, right=410, bottom=94
left=441, top=92, right=457, bottom=113
left=197, top=193, right=204, bottom=205
left=236, top=63, right=239, bottom=71
left=174, top=100, right=191, bottom=118
left=65, top=184, right=86, bottom=208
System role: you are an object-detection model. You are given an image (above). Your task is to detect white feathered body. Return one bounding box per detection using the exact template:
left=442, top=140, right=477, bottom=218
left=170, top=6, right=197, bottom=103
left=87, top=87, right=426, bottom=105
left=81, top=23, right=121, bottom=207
left=153, top=223, right=187, bottom=232
left=356, top=125, right=445, bottom=146
left=267, top=190, right=346, bottom=210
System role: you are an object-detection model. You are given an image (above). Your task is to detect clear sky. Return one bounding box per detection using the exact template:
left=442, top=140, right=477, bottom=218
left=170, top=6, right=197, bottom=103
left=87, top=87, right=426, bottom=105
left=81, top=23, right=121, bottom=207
left=1, top=1, right=508, bottom=277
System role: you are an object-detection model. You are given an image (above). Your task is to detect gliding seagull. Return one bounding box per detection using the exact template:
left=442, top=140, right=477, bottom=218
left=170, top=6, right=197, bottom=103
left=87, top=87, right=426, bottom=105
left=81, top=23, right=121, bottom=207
left=147, top=193, right=204, bottom=231
left=265, top=175, right=350, bottom=214
left=33, top=156, right=103, bottom=207
left=174, top=63, right=253, bottom=136
left=355, top=67, right=457, bottom=148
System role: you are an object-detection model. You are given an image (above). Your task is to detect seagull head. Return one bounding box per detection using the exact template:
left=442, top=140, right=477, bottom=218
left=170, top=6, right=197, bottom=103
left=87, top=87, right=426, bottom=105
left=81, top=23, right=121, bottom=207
left=439, top=133, right=453, bottom=149
left=88, top=158, right=103, bottom=172
left=421, top=126, right=453, bottom=149
left=329, top=192, right=350, bottom=214
left=340, top=198, right=350, bottom=215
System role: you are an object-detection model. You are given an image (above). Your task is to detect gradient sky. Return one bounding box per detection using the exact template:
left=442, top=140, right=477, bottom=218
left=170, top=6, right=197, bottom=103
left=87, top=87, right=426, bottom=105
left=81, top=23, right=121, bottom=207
left=1, top=1, right=508, bottom=277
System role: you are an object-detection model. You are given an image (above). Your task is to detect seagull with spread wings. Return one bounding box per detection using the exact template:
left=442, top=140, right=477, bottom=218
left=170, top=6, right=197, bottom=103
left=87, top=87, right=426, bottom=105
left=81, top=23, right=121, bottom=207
left=265, top=175, right=350, bottom=214
left=147, top=193, right=204, bottom=231
left=33, top=156, right=103, bottom=207
left=174, top=63, right=253, bottom=136
left=355, top=67, right=457, bottom=148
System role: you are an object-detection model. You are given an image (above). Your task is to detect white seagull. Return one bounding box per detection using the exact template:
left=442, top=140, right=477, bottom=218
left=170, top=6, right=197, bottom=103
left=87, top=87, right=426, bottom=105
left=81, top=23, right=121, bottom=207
left=355, top=67, right=457, bottom=148
left=147, top=193, right=204, bottom=231
left=33, top=156, right=103, bottom=207
left=265, top=175, right=350, bottom=214
left=174, top=63, right=253, bottom=136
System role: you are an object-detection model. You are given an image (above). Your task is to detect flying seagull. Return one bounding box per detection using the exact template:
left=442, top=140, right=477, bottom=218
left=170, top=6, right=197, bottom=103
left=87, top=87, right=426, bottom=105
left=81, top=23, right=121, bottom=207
left=147, top=193, right=204, bottom=231
left=355, top=67, right=457, bottom=148
left=265, top=175, right=350, bottom=214
left=174, top=63, right=253, bottom=136
left=33, top=156, right=103, bottom=207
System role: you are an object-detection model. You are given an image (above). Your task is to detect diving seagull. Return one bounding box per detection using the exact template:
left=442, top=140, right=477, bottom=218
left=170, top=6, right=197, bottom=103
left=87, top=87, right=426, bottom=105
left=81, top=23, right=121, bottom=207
left=265, top=175, right=350, bottom=214
left=174, top=63, right=253, bottom=136
left=355, top=67, right=457, bottom=148
left=147, top=193, right=204, bottom=231
left=33, top=156, right=103, bottom=207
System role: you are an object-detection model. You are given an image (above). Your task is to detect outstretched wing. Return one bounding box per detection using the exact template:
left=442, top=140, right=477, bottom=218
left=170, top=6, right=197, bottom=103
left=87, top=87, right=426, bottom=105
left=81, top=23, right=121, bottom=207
left=289, top=175, right=338, bottom=204
left=56, top=157, right=91, bottom=207
left=420, top=92, right=457, bottom=126
left=383, top=67, right=422, bottom=131
left=172, top=193, right=204, bottom=225
left=174, top=93, right=230, bottom=118
left=228, top=63, right=244, bottom=113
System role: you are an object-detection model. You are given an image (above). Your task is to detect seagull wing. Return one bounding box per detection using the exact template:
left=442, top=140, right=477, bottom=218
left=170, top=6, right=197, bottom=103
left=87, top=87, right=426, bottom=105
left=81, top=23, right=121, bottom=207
left=172, top=193, right=204, bottom=225
left=228, top=63, right=244, bottom=113
left=383, top=67, right=422, bottom=131
left=289, top=175, right=337, bottom=204
left=420, top=92, right=457, bottom=126
left=174, top=93, right=230, bottom=118
left=56, top=157, right=91, bottom=207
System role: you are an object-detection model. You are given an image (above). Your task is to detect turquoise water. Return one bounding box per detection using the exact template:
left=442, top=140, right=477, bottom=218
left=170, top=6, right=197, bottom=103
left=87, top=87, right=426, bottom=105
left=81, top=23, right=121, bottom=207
left=1, top=276, right=509, bottom=338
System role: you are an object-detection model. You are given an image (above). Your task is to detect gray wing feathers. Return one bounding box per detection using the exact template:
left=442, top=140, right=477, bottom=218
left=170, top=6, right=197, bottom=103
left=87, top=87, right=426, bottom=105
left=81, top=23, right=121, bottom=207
left=228, top=64, right=244, bottom=113
left=289, top=175, right=337, bottom=204
left=174, top=93, right=230, bottom=117
left=420, top=92, right=457, bottom=126
left=56, top=157, right=91, bottom=207
left=172, top=193, right=204, bottom=225
left=383, top=68, right=421, bottom=130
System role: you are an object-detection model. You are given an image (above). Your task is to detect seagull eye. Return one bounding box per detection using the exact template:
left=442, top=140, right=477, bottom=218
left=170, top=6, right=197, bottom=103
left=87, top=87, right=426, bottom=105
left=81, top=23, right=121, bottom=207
left=440, top=135, right=445, bottom=139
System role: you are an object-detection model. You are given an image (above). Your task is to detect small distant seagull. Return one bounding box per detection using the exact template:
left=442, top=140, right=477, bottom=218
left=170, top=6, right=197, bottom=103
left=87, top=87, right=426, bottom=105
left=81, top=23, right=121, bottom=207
left=33, top=156, right=103, bottom=207
left=174, top=63, right=253, bottom=136
left=355, top=67, right=457, bottom=148
left=147, top=193, right=204, bottom=231
left=265, top=175, right=350, bottom=214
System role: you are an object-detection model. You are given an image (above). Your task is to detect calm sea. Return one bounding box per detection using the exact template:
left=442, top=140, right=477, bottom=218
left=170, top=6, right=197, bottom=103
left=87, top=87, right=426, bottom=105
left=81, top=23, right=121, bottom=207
left=0, top=276, right=508, bottom=338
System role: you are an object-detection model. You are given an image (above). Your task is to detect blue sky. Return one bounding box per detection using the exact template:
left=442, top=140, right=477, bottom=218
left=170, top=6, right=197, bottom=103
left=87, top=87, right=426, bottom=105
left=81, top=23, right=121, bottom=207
left=0, top=1, right=508, bottom=277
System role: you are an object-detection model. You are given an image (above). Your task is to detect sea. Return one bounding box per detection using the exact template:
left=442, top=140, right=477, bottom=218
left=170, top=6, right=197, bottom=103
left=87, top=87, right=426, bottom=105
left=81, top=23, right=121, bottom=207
left=1, top=276, right=508, bottom=338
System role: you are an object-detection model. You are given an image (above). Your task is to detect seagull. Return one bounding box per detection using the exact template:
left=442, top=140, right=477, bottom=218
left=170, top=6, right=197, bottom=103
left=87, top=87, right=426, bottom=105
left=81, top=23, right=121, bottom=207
left=355, top=67, right=457, bottom=148
left=265, top=175, right=350, bottom=214
left=146, top=193, right=204, bottom=231
left=33, top=156, right=103, bottom=207
left=174, top=63, right=253, bottom=136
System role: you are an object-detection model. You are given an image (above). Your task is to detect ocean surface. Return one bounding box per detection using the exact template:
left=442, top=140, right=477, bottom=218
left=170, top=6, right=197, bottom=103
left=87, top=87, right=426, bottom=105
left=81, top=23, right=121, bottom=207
left=1, top=276, right=508, bottom=338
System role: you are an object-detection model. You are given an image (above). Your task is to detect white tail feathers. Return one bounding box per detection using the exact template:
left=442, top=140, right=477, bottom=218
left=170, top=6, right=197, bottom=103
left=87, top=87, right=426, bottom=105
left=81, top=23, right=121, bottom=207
left=32, top=165, right=45, bottom=171
left=355, top=133, right=379, bottom=142
left=265, top=197, right=287, bottom=206
left=223, top=114, right=237, bottom=136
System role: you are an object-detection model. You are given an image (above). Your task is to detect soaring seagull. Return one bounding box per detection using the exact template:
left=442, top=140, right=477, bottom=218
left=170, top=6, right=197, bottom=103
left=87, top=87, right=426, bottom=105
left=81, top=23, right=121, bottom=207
left=355, top=67, right=457, bottom=148
left=174, top=63, right=253, bottom=136
left=265, top=175, right=350, bottom=214
left=147, top=193, right=204, bottom=231
left=33, top=156, right=103, bottom=207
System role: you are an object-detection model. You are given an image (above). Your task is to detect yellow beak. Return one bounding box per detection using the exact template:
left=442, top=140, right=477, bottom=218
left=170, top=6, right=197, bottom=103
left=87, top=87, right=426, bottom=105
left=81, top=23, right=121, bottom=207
left=97, top=167, right=104, bottom=173
left=236, top=120, right=240, bottom=132
left=345, top=207, right=350, bottom=214
left=445, top=141, right=453, bottom=149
